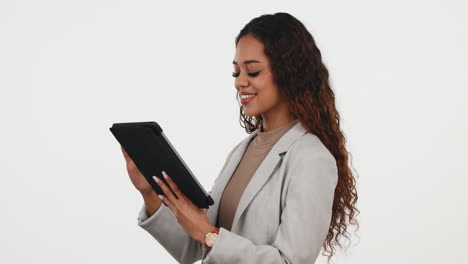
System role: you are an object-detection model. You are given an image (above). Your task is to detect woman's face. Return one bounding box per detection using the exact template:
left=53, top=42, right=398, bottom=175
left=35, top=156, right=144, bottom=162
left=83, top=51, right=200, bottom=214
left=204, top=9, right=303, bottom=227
left=233, top=34, right=285, bottom=118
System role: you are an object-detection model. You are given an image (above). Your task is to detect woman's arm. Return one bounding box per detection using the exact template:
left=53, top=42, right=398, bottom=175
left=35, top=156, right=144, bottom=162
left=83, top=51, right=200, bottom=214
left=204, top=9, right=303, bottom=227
left=137, top=145, right=239, bottom=264
left=141, top=189, right=163, bottom=216
left=202, top=145, right=339, bottom=264
left=137, top=196, right=204, bottom=264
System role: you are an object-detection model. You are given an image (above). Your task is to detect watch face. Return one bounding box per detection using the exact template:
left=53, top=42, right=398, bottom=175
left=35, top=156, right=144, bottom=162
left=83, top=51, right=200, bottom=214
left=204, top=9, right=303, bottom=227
left=206, top=233, right=218, bottom=247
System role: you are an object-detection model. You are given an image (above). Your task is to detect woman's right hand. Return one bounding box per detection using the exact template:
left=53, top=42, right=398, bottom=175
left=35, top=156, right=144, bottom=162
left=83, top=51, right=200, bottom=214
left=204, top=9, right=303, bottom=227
left=120, top=145, right=153, bottom=194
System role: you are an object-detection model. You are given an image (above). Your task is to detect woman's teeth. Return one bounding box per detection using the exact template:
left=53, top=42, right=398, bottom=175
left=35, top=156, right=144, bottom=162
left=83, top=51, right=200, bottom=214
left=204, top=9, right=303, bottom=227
left=241, top=94, right=257, bottom=99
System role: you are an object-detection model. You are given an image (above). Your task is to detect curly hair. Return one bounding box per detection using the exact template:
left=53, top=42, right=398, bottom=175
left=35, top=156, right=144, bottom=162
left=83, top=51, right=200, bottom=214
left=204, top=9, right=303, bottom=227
left=234, top=12, right=360, bottom=263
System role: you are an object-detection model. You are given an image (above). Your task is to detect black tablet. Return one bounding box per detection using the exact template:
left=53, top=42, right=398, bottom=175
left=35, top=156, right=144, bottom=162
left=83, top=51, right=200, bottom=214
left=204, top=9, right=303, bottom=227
left=109, top=121, right=214, bottom=209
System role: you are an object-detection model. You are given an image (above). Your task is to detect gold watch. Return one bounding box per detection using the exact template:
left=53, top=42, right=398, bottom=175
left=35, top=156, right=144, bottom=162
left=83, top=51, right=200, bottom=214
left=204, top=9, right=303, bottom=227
left=204, top=227, right=220, bottom=250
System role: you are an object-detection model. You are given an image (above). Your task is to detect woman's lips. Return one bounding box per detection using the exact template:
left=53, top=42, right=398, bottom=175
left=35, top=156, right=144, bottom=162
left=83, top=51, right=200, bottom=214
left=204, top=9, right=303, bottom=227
left=241, top=94, right=257, bottom=105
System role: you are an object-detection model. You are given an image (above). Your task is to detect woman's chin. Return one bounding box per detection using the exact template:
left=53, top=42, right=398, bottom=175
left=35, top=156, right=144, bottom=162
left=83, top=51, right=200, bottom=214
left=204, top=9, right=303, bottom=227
left=243, top=109, right=259, bottom=117
left=242, top=102, right=263, bottom=116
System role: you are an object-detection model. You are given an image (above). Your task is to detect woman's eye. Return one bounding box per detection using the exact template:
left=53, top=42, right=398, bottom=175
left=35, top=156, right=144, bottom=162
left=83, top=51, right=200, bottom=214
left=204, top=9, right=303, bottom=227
left=232, top=71, right=260, bottom=78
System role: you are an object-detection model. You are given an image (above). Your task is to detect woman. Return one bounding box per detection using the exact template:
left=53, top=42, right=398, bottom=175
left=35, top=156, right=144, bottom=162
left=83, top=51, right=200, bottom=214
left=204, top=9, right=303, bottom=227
left=122, top=12, right=359, bottom=264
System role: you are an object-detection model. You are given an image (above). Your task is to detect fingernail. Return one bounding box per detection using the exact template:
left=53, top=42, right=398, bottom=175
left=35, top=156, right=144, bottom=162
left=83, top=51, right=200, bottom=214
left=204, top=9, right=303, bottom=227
left=158, top=195, right=163, bottom=200
left=153, top=176, right=159, bottom=183
left=162, top=171, right=168, bottom=179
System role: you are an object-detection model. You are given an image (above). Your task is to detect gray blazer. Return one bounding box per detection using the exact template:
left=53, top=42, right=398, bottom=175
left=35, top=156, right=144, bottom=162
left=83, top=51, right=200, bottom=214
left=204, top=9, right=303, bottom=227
left=137, top=121, right=338, bottom=264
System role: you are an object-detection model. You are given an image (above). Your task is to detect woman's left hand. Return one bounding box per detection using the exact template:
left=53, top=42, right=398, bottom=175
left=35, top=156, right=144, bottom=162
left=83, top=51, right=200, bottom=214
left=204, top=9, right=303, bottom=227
left=153, top=171, right=215, bottom=244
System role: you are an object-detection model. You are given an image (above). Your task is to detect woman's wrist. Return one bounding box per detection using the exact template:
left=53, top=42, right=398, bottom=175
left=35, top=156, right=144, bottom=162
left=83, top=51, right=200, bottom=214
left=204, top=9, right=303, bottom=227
left=197, top=223, right=217, bottom=244
left=140, top=189, right=158, bottom=201
left=140, top=190, right=162, bottom=216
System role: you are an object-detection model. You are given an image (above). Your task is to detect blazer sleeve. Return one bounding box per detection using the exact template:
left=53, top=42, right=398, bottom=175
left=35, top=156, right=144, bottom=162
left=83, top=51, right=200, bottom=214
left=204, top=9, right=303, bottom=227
left=201, top=145, right=339, bottom=264
left=136, top=145, right=239, bottom=264
left=137, top=201, right=203, bottom=264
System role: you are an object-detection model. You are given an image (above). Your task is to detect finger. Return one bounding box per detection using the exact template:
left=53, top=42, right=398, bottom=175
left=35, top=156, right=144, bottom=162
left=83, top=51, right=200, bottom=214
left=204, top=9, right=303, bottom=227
left=152, top=175, right=179, bottom=202
left=161, top=171, right=185, bottom=201
left=157, top=194, right=175, bottom=212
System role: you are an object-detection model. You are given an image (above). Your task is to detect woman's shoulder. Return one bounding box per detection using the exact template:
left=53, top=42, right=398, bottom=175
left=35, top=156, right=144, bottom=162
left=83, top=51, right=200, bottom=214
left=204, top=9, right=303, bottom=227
left=288, top=132, right=335, bottom=161
left=284, top=132, right=339, bottom=187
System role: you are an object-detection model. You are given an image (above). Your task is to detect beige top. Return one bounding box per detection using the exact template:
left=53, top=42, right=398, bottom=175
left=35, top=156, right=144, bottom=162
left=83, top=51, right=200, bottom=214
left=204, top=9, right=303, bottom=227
left=216, top=119, right=300, bottom=231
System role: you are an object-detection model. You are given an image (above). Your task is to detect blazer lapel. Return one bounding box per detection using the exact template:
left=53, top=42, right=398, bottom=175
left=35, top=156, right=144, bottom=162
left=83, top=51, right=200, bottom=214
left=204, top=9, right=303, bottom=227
left=207, top=121, right=309, bottom=231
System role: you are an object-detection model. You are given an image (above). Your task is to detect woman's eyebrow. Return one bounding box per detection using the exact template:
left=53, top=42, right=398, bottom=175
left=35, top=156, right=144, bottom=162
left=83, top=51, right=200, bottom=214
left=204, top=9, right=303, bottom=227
left=232, top=59, right=262, bottom=65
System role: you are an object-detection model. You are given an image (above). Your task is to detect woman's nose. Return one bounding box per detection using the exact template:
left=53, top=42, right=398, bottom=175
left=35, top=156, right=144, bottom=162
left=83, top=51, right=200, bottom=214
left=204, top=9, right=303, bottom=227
left=235, top=73, right=249, bottom=88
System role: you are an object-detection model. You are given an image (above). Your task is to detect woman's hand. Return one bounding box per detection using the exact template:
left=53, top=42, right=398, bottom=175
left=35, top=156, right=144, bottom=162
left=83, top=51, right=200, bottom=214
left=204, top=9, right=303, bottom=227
left=153, top=171, right=216, bottom=244
left=120, top=145, right=153, bottom=194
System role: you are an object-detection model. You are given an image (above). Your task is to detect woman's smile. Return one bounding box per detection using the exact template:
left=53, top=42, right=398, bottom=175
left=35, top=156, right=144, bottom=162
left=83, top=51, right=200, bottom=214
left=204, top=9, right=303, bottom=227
left=240, top=93, right=257, bottom=105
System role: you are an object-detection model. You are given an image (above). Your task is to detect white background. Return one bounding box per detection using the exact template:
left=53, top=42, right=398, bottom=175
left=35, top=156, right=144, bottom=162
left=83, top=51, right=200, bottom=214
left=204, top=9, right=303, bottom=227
left=1, top=0, right=467, bottom=263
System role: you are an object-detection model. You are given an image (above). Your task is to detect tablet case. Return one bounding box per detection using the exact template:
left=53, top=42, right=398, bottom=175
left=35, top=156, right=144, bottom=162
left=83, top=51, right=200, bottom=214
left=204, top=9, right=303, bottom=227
left=109, top=121, right=214, bottom=209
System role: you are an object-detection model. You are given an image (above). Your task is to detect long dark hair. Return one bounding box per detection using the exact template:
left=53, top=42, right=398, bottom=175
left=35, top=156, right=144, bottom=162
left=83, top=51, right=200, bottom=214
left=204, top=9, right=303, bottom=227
left=234, top=12, right=359, bottom=263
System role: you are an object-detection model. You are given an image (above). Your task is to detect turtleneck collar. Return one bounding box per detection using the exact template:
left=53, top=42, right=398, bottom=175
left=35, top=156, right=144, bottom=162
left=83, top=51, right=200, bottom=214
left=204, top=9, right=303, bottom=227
left=253, top=119, right=300, bottom=147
